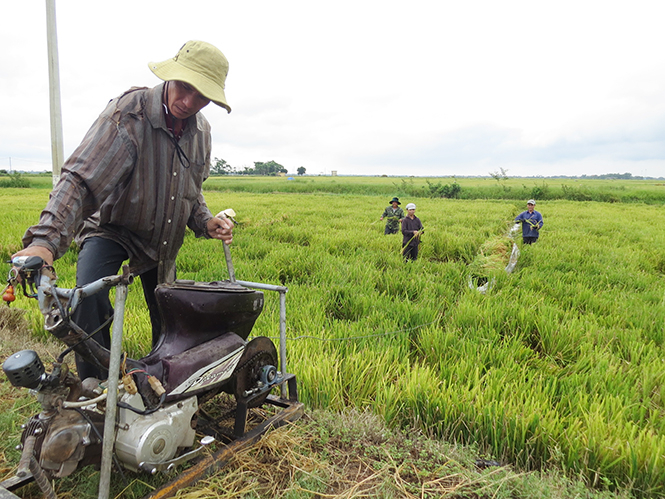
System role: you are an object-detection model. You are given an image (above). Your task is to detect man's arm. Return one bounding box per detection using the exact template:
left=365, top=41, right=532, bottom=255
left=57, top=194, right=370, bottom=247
left=186, top=144, right=229, bottom=240
left=21, top=102, right=135, bottom=260
left=401, top=218, right=413, bottom=236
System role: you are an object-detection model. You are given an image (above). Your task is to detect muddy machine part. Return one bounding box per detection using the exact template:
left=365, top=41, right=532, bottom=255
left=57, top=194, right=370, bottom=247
left=1, top=239, right=303, bottom=499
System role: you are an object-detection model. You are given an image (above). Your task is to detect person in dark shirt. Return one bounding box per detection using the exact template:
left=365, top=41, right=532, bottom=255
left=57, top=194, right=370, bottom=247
left=401, top=203, right=423, bottom=261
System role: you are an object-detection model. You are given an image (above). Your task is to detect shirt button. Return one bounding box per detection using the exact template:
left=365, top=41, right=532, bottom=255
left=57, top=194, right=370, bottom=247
left=173, top=172, right=177, bottom=176
left=171, top=196, right=175, bottom=200
left=168, top=219, right=172, bottom=223
left=163, top=241, right=167, bottom=245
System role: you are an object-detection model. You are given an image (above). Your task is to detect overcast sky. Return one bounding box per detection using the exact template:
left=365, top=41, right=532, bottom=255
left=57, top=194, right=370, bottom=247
left=2, top=1, right=665, bottom=177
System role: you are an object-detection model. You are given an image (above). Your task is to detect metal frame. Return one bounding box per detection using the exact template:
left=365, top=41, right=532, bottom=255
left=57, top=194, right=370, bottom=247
left=236, top=280, right=289, bottom=399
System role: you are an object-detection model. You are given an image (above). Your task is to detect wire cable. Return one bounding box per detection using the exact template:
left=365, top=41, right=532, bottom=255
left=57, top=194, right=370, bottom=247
left=268, top=317, right=443, bottom=342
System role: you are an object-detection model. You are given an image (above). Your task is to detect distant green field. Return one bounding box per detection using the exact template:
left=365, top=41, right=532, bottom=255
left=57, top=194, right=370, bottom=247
left=11, top=172, right=665, bottom=203
left=203, top=175, right=665, bottom=204
left=1, top=177, right=664, bottom=497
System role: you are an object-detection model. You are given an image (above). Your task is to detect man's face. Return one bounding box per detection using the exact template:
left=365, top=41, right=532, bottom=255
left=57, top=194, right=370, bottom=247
left=407, top=209, right=416, bottom=216
left=167, top=80, right=210, bottom=119
left=392, top=202, right=399, bottom=208
left=527, top=203, right=535, bottom=212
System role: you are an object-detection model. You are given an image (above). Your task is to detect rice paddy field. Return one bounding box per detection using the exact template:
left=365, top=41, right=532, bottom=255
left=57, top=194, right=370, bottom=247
left=1, top=176, right=664, bottom=497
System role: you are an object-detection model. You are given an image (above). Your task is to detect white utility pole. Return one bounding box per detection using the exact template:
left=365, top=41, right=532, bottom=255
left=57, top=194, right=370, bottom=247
left=45, top=0, right=64, bottom=187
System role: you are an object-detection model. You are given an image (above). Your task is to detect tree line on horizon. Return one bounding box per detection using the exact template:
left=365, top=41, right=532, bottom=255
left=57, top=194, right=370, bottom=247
left=211, top=158, right=306, bottom=176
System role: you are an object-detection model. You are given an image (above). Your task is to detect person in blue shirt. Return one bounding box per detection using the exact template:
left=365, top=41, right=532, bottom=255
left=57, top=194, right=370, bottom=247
left=514, top=199, right=543, bottom=244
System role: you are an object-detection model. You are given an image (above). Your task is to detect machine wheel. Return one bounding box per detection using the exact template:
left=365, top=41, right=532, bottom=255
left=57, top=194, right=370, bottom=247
left=232, top=336, right=278, bottom=408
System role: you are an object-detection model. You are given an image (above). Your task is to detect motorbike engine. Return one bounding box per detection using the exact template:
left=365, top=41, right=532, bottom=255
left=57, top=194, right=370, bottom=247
left=30, top=409, right=102, bottom=477
left=18, top=391, right=198, bottom=477
left=114, top=392, right=198, bottom=472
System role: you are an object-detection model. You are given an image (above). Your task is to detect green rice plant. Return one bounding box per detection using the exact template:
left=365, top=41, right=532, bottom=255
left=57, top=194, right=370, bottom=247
left=0, top=173, right=30, bottom=188
left=466, top=233, right=515, bottom=287
left=2, top=180, right=665, bottom=496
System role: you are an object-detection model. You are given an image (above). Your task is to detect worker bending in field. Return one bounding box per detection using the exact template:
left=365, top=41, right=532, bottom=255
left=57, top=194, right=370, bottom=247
left=12, top=41, right=234, bottom=380
left=380, top=197, right=404, bottom=235
left=401, top=203, right=424, bottom=261
left=514, top=199, right=543, bottom=244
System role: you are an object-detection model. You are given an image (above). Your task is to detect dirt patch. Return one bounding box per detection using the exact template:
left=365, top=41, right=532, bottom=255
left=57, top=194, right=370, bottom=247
left=0, top=306, right=62, bottom=365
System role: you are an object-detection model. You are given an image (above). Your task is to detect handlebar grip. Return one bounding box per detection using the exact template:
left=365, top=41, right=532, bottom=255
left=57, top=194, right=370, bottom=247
left=12, top=256, right=45, bottom=270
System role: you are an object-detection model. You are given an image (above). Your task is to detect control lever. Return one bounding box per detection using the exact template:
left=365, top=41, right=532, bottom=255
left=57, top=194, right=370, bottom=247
left=216, top=209, right=237, bottom=283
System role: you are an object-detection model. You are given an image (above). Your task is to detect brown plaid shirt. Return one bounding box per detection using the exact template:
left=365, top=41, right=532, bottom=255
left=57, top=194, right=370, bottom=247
left=22, top=83, right=214, bottom=282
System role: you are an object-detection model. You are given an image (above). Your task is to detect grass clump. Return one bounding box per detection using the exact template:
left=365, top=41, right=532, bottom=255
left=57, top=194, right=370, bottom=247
left=175, top=408, right=633, bottom=499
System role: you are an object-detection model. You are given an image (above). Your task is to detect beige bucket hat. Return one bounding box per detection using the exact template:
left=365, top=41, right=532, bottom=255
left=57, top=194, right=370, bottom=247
left=149, top=40, right=231, bottom=113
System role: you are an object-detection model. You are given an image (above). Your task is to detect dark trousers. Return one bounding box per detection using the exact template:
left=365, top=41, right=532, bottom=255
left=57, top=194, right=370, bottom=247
left=522, top=237, right=538, bottom=245
left=384, top=225, right=399, bottom=235
left=403, top=243, right=419, bottom=261
left=73, top=237, right=162, bottom=380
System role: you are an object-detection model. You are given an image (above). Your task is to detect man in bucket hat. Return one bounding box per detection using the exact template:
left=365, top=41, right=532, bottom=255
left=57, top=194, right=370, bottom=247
left=514, top=199, right=543, bottom=244
left=13, top=41, right=234, bottom=380
left=380, top=197, right=404, bottom=235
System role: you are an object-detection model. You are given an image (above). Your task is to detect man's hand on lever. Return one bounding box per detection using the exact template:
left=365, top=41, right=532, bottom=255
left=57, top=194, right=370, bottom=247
left=11, top=246, right=54, bottom=267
